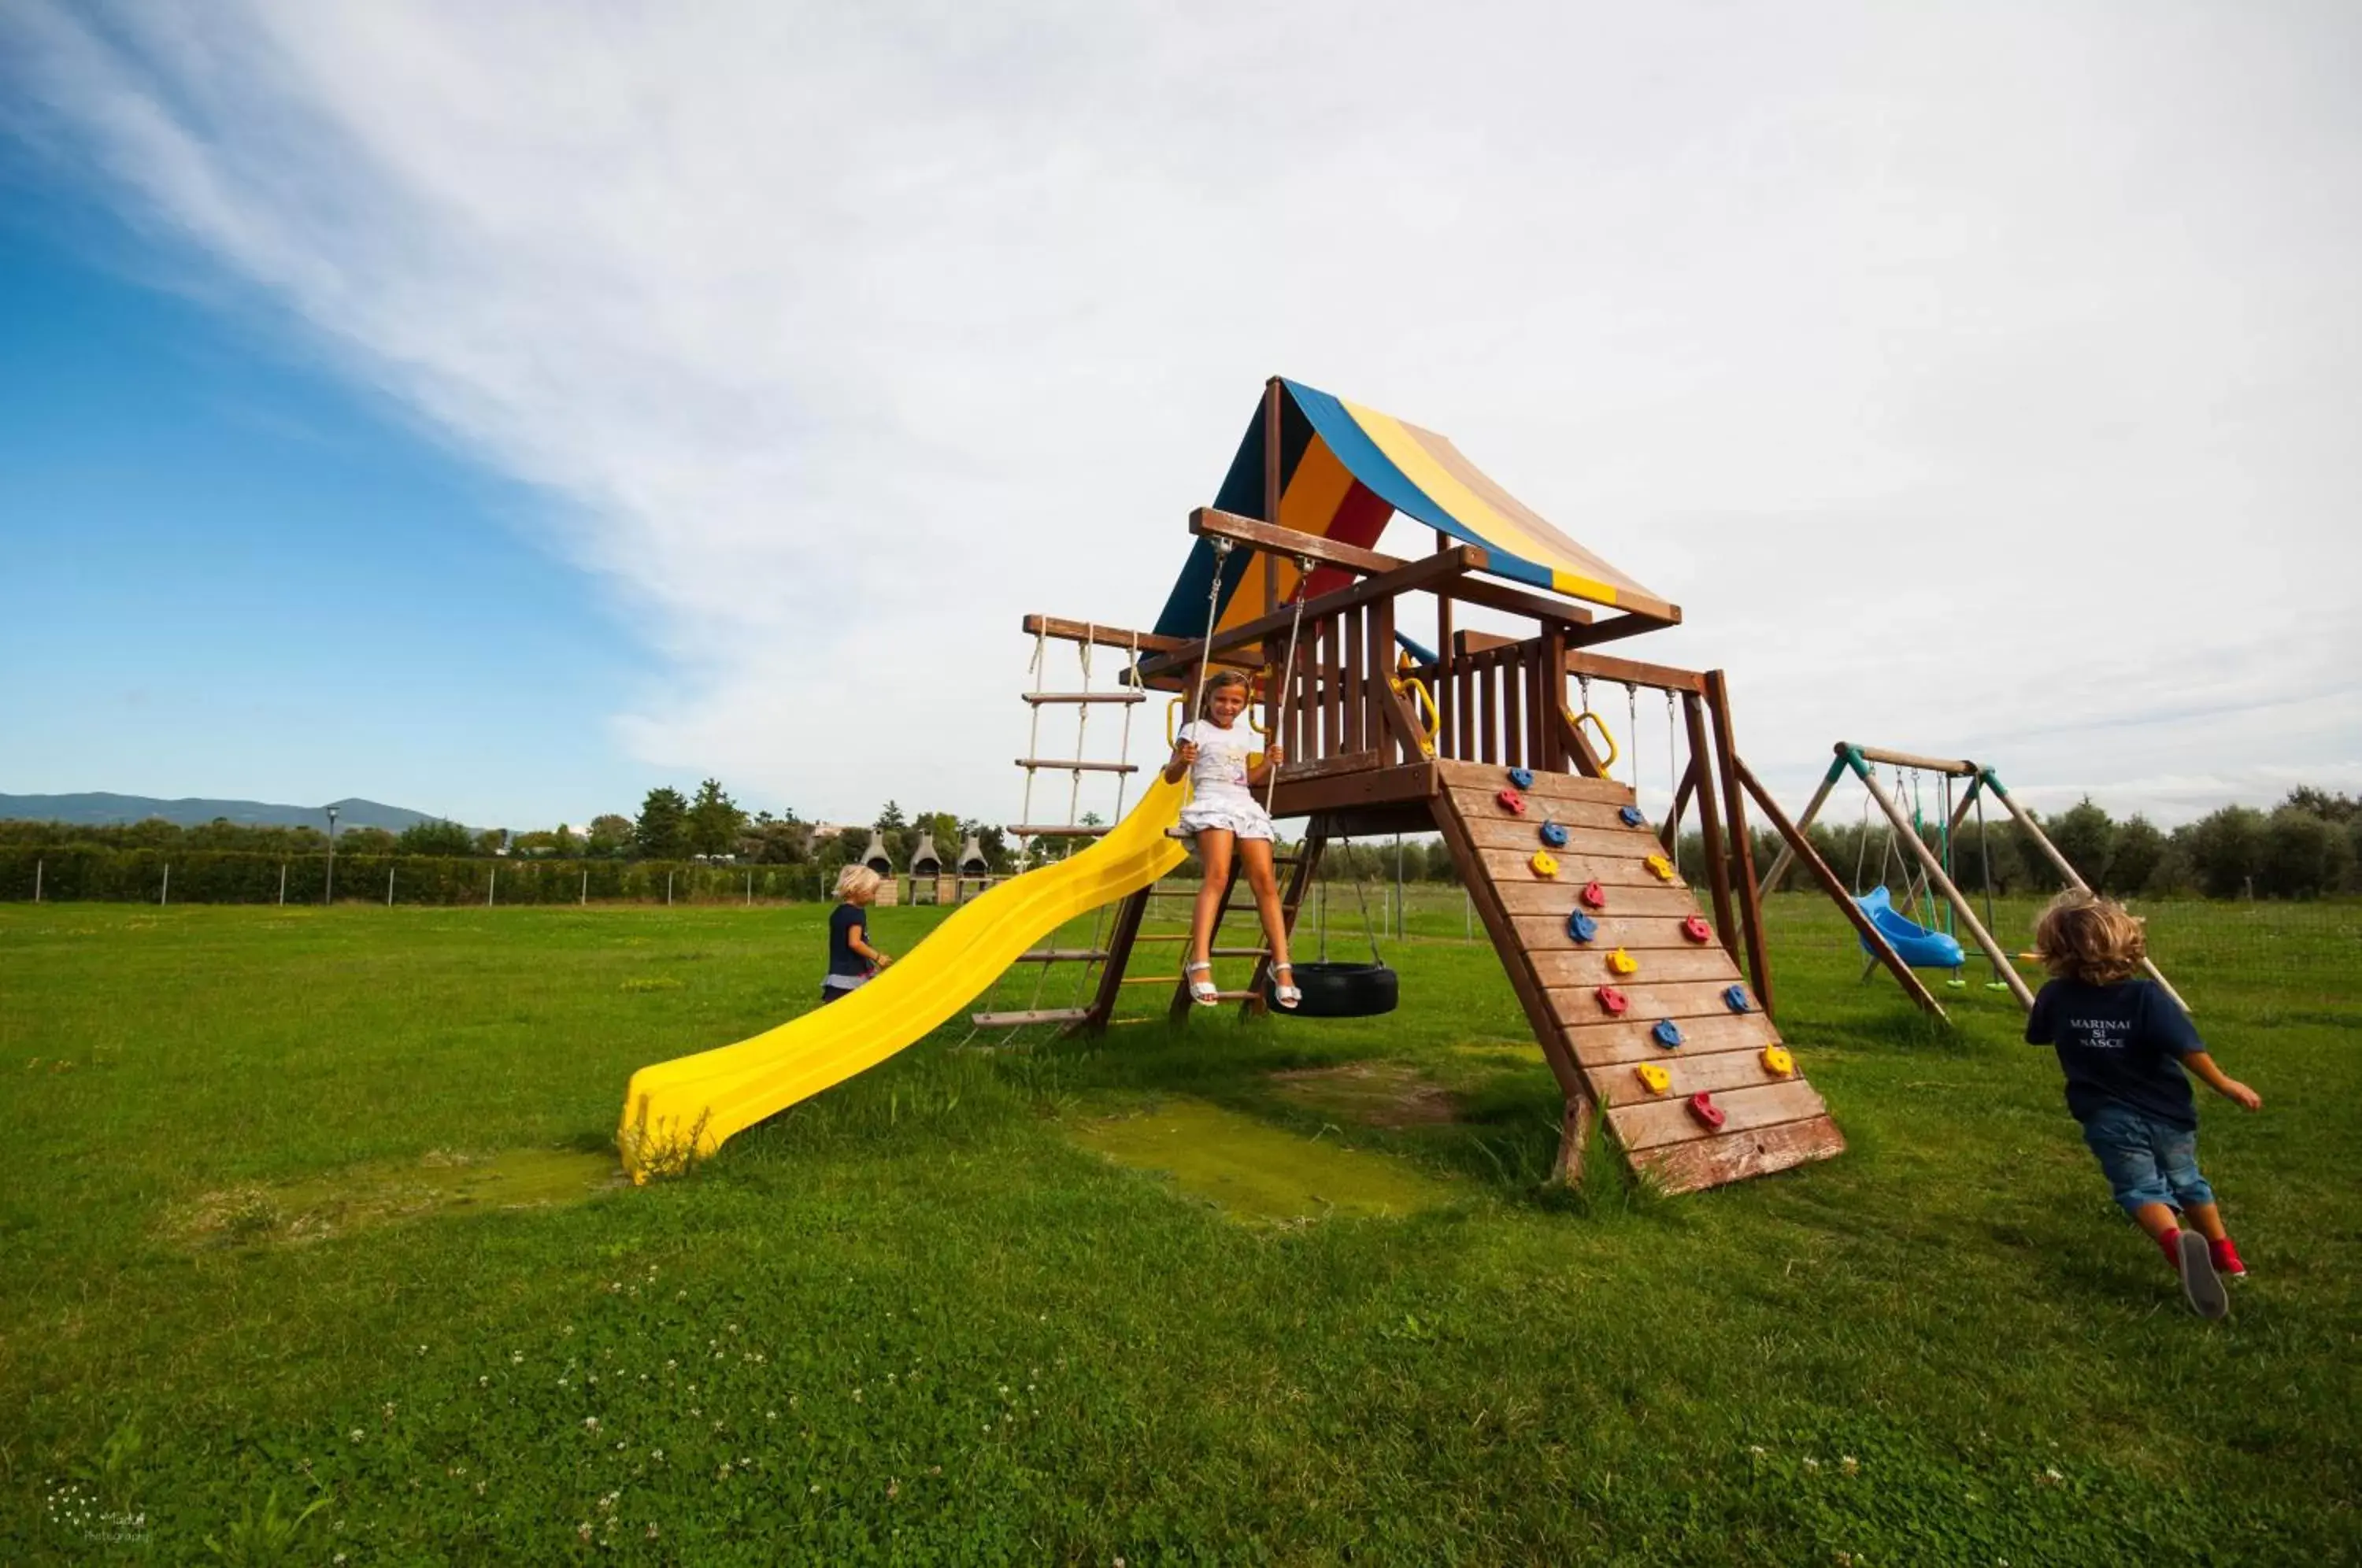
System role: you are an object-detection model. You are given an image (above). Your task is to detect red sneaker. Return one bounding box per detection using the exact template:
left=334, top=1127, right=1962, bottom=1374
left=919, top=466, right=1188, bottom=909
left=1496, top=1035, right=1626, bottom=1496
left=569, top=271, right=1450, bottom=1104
left=2210, top=1237, right=2248, bottom=1281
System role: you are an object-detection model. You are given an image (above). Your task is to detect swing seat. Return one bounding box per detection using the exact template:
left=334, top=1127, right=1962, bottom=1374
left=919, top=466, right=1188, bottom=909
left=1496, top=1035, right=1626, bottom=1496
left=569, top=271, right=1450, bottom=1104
left=1853, top=886, right=1965, bottom=971
left=1268, top=961, right=1398, bottom=1019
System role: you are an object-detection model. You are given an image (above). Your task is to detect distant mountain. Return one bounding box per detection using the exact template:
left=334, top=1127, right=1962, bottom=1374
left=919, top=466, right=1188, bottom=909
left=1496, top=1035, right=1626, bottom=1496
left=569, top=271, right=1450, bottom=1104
left=0, top=793, right=451, bottom=831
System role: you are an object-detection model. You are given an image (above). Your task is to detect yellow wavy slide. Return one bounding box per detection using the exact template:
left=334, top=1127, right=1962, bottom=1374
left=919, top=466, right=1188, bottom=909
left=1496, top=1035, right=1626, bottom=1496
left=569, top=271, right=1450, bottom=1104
left=617, top=774, right=1190, bottom=1181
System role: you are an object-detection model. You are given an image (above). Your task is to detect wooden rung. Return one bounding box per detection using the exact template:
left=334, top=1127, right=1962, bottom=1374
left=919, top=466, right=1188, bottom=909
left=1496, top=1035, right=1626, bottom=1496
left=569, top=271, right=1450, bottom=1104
left=1133, top=932, right=1190, bottom=943
left=1013, top=758, right=1140, bottom=773
left=1006, top=824, right=1112, bottom=837
left=1121, top=974, right=1180, bottom=986
left=1021, top=691, right=1148, bottom=704
left=1014, top=948, right=1111, bottom=963
left=1212, top=945, right=1269, bottom=958
left=969, top=1008, right=1092, bottom=1027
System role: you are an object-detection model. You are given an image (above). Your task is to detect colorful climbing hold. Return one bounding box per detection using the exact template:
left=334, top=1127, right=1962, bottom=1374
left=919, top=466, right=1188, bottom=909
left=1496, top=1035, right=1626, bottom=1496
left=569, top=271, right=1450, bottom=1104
left=1619, top=804, right=1646, bottom=827
left=1651, top=1019, right=1684, bottom=1050
left=1538, top=820, right=1569, bottom=849
left=1723, top=984, right=1752, bottom=1014
left=1608, top=947, right=1639, bottom=976
left=1644, top=852, right=1677, bottom=882
left=1761, top=1045, right=1796, bottom=1078
left=1530, top=849, right=1560, bottom=878
left=1507, top=767, right=1534, bottom=790
left=1681, top=914, right=1712, bottom=945
left=1595, top=985, right=1630, bottom=1015
left=1688, top=1091, right=1727, bottom=1131
left=1497, top=788, right=1527, bottom=815
left=1635, top=1062, right=1672, bottom=1095
left=1579, top=880, right=1608, bottom=910
left=1566, top=911, right=1600, bottom=944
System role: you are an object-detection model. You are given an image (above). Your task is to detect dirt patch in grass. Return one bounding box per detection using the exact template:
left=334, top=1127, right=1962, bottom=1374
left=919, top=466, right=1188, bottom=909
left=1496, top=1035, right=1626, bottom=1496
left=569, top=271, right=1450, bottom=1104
left=1267, top=1060, right=1463, bottom=1128
left=168, top=1147, right=623, bottom=1249
left=1069, top=1096, right=1454, bottom=1224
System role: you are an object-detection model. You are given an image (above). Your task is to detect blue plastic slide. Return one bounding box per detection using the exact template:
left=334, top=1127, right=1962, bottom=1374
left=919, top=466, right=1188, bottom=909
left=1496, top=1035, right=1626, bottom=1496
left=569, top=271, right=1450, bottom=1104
left=1853, top=886, right=1965, bottom=971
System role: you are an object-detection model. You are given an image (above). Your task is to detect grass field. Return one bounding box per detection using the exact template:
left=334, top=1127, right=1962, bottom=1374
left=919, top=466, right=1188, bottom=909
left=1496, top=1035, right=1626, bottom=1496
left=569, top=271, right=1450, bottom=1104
left=2, top=893, right=2357, bottom=1563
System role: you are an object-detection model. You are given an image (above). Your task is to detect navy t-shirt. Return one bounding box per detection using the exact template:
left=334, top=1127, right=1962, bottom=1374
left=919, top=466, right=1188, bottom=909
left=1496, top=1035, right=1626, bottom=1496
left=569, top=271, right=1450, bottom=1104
left=827, top=903, right=873, bottom=979
left=2024, top=978, right=2203, bottom=1129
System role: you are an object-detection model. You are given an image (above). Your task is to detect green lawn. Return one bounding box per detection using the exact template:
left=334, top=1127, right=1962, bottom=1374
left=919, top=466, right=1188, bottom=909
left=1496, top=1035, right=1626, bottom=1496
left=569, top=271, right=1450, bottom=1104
left=2, top=894, right=2356, bottom=1563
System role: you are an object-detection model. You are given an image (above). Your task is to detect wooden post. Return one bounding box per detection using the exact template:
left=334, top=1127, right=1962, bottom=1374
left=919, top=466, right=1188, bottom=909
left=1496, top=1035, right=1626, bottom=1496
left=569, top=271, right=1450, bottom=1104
left=1660, top=757, right=1701, bottom=860
left=1738, top=758, right=1942, bottom=1015
left=1538, top=623, right=1568, bottom=772
left=278, top=863, right=286, bottom=905
left=1244, top=819, right=1327, bottom=1019
left=1857, top=764, right=2035, bottom=1008
left=33, top=859, right=41, bottom=903
left=160, top=864, right=168, bottom=906
left=1983, top=771, right=2191, bottom=1013
left=387, top=865, right=395, bottom=906
left=1682, top=692, right=1740, bottom=963
left=1082, top=884, right=1153, bottom=1035
left=1434, top=533, right=1454, bottom=757
left=1760, top=750, right=1849, bottom=894
left=1704, top=671, right=1773, bottom=1015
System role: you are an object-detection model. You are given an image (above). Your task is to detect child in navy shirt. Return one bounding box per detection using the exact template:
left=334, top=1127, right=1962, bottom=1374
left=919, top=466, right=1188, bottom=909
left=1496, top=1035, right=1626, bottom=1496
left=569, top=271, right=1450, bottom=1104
left=2026, top=891, right=2260, bottom=1318
left=822, top=866, right=893, bottom=1004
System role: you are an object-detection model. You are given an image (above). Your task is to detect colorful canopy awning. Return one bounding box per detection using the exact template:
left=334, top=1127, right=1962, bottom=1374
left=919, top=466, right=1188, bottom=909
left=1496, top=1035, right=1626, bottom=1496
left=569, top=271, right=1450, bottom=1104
left=1152, top=379, right=1675, bottom=645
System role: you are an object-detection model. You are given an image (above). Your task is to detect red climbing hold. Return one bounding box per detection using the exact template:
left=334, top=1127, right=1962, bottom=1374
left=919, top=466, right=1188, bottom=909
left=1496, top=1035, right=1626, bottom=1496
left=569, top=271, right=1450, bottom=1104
left=1688, top=1092, right=1727, bottom=1132
left=1497, top=788, right=1527, bottom=815
left=1682, top=914, right=1712, bottom=944
left=1580, top=880, right=1608, bottom=910
left=1595, top=985, right=1630, bottom=1015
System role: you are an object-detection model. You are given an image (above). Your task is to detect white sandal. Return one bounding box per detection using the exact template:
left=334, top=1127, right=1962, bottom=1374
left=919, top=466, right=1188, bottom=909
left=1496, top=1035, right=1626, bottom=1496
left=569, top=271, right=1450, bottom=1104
left=1184, top=960, right=1220, bottom=1006
left=1272, top=963, right=1302, bottom=1010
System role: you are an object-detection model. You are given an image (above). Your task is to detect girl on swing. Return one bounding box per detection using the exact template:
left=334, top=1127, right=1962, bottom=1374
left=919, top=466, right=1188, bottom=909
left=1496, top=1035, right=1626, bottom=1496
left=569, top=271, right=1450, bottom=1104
left=1161, top=668, right=1300, bottom=1010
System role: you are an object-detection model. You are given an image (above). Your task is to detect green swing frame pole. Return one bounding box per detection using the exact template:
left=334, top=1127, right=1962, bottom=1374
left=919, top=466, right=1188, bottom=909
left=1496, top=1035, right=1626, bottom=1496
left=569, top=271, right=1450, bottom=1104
left=1760, top=748, right=1850, bottom=895
left=1979, top=768, right=2193, bottom=1015
left=1853, top=755, right=2035, bottom=1009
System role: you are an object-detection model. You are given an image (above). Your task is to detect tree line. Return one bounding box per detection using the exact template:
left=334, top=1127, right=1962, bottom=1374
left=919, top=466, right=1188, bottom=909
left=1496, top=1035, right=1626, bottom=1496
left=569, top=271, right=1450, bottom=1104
left=3, top=783, right=2353, bottom=904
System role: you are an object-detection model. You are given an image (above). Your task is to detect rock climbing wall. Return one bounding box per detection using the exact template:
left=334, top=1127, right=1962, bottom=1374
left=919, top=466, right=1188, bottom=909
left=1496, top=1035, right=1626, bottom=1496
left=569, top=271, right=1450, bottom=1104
left=1431, top=759, right=1845, bottom=1196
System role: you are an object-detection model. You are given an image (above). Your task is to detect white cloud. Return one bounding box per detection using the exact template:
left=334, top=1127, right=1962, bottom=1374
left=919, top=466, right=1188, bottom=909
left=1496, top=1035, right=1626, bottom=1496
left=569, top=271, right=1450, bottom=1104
left=6, top=0, right=2358, bottom=827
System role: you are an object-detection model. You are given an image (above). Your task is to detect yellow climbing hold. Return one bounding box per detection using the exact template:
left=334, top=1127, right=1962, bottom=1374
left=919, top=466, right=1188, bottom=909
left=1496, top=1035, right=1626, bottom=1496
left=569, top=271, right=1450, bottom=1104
left=1608, top=947, right=1639, bottom=976
left=1530, top=849, right=1560, bottom=878
left=1761, top=1045, right=1795, bottom=1078
left=1645, top=852, right=1677, bottom=882
left=1634, top=1062, right=1672, bottom=1095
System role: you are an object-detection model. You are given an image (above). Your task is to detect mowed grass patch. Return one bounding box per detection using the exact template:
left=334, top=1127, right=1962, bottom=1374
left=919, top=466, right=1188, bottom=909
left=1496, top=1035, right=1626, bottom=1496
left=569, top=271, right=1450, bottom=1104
left=0, top=897, right=2356, bottom=1562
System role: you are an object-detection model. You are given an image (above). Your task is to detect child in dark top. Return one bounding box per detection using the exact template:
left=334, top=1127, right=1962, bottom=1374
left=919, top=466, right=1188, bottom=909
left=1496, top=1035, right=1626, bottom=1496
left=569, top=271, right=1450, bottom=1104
left=2026, top=890, right=2260, bottom=1318
left=821, top=866, right=892, bottom=1004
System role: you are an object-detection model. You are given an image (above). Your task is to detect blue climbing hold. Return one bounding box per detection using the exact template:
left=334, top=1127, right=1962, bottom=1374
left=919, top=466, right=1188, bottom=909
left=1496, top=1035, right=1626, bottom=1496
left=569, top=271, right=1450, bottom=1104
left=1652, top=1019, right=1684, bottom=1049
left=1723, top=984, right=1752, bottom=1013
left=1539, top=820, right=1569, bottom=849
left=1507, top=767, right=1534, bottom=790
left=1619, top=804, right=1646, bottom=827
left=1566, top=911, right=1599, bottom=944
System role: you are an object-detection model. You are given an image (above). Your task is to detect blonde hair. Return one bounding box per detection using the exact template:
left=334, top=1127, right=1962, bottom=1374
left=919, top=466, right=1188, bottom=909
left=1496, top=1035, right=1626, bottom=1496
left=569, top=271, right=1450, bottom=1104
left=835, top=865, right=883, bottom=904
left=2033, top=889, right=2147, bottom=985
left=1199, top=669, right=1253, bottom=719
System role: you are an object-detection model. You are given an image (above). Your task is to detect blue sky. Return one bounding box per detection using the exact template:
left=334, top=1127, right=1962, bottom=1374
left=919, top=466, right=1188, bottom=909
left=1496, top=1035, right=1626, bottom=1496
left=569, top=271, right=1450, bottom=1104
left=2, top=3, right=2356, bottom=833
left=1, top=182, right=657, bottom=827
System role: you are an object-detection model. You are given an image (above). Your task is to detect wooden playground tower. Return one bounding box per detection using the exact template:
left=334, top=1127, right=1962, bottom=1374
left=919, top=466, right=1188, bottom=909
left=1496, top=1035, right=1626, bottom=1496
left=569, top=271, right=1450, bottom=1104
left=998, top=378, right=1877, bottom=1195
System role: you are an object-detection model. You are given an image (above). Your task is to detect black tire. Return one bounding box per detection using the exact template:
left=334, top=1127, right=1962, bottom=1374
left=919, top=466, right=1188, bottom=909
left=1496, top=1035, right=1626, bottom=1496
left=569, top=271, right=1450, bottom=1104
left=1269, top=961, right=1398, bottom=1019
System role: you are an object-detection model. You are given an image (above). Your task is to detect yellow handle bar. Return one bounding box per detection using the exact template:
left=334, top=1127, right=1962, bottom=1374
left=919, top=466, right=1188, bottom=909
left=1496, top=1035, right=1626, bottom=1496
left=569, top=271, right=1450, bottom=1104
left=1567, top=708, right=1618, bottom=770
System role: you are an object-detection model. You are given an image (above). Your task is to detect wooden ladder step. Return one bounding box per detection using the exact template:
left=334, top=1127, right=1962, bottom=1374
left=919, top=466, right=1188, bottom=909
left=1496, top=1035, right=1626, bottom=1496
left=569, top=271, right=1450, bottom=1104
left=969, top=1008, right=1092, bottom=1028
left=1007, top=823, right=1112, bottom=837
left=1013, top=758, right=1139, bottom=773
left=1021, top=691, right=1148, bottom=704
left=1014, top=948, right=1112, bottom=963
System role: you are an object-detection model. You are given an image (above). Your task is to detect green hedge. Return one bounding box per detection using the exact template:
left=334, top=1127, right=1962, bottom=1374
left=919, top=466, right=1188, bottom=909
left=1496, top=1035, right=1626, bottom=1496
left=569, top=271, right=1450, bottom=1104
left=0, top=849, right=831, bottom=905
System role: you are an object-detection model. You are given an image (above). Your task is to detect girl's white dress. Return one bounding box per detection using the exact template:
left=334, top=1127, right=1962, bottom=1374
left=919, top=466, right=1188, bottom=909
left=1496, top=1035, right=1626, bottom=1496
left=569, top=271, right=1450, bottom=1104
left=1173, top=718, right=1275, bottom=841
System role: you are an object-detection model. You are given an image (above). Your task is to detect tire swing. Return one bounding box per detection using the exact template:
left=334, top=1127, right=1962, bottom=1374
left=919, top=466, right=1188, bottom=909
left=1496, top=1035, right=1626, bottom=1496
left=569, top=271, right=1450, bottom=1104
left=1268, top=826, right=1399, bottom=1018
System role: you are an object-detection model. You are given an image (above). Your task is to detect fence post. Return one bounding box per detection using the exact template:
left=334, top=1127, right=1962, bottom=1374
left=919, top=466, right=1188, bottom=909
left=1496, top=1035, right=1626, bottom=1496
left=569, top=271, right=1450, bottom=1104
left=746, top=871, right=752, bottom=907
left=488, top=866, right=496, bottom=908
left=387, top=865, right=395, bottom=907
left=665, top=871, right=673, bottom=907
left=279, top=864, right=287, bottom=905
left=580, top=868, right=588, bottom=907
left=32, top=859, right=40, bottom=903
left=161, top=864, right=169, bottom=906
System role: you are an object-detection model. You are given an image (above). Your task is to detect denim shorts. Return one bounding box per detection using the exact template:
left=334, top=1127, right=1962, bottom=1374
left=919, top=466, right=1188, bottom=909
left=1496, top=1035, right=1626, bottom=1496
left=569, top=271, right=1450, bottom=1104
left=2081, top=1100, right=2214, bottom=1215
